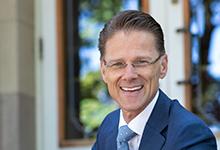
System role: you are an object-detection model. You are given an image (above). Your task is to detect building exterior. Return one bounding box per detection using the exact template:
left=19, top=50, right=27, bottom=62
left=0, top=0, right=219, bottom=150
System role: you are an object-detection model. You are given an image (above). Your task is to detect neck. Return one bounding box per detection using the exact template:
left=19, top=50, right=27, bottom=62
left=122, top=109, right=141, bottom=123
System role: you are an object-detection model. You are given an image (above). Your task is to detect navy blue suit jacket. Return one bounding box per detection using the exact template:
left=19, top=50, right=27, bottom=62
left=92, top=90, right=217, bottom=150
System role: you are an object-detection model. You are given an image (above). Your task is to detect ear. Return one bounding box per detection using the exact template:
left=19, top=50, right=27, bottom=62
left=159, top=54, right=168, bottom=79
left=100, top=60, right=107, bottom=83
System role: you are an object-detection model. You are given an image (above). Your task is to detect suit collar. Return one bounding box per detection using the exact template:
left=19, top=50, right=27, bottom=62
left=103, top=90, right=171, bottom=150
left=119, top=91, right=159, bottom=136
left=139, top=89, right=171, bottom=150
left=103, top=109, right=120, bottom=150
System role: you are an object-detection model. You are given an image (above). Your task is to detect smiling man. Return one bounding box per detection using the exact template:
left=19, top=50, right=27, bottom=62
left=92, top=10, right=217, bottom=150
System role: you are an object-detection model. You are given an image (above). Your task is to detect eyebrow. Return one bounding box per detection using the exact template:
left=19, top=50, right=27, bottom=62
left=105, top=58, right=124, bottom=63
left=106, top=56, right=154, bottom=62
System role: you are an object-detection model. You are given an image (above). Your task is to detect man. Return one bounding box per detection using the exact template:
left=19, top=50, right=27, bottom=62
left=92, top=10, right=217, bottom=150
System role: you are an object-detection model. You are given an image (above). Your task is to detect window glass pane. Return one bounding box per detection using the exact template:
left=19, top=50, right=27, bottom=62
left=78, top=0, right=140, bottom=138
left=189, top=0, right=220, bottom=131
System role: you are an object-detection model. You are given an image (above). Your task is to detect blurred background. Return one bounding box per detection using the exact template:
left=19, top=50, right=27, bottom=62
left=0, top=0, right=220, bottom=150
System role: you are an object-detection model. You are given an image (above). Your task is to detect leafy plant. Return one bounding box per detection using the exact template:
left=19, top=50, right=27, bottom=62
left=80, top=71, right=117, bottom=136
left=80, top=98, right=116, bottom=137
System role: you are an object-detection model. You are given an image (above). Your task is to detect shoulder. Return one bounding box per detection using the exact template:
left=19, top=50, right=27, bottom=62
left=100, top=109, right=120, bottom=126
left=156, top=90, right=213, bottom=135
left=167, top=100, right=217, bottom=149
left=157, top=90, right=216, bottom=149
left=92, top=109, right=119, bottom=150
left=97, top=108, right=120, bottom=134
left=169, top=100, right=207, bottom=127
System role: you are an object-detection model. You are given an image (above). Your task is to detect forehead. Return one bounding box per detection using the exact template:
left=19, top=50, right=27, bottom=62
left=104, top=30, right=158, bottom=60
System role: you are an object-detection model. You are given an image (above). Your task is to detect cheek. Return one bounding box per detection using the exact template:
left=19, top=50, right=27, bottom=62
left=105, top=74, right=115, bottom=84
left=105, top=74, right=119, bottom=90
left=106, top=82, right=119, bottom=101
left=143, top=69, right=159, bottom=79
left=105, top=71, right=121, bottom=83
left=142, top=69, right=161, bottom=84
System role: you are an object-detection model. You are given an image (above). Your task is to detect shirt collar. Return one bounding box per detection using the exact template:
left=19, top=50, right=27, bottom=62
left=118, top=90, right=159, bottom=136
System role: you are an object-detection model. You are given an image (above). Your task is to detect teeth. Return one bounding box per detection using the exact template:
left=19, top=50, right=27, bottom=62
left=121, top=86, right=142, bottom=91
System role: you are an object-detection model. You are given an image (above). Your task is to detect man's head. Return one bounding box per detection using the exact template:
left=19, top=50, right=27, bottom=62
left=99, top=10, right=165, bottom=59
left=99, top=10, right=168, bottom=122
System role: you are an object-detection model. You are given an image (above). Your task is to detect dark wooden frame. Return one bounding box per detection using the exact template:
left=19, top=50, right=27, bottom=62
left=57, top=0, right=65, bottom=146
left=183, top=1, right=220, bottom=140
left=183, top=0, right=192, bottom=110
left=141, top=0, right=149, bottom=12
left=57, top=0, right=94, bottom=146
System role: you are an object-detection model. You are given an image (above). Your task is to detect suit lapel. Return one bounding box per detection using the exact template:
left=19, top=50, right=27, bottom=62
left=104, top=124, right=118, bottom=150
left=102, top=109, right=119, bottom=150
left=139, top=90, right=171, bottom=150
left=139, top=124, right=166, bottom=150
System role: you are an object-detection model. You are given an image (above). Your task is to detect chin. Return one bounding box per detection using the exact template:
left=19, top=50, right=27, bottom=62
left=122, top=104, right=143, bottom=113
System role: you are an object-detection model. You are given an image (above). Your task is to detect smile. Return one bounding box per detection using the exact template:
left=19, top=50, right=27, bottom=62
left=120, top=85, right=143, bottom=92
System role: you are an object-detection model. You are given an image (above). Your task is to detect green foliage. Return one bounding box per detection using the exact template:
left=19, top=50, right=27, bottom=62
left=78, top=0, right=122, bottom=136
left=79, top=0, right=122, bottom=47
left=203, top=83, right=219, bottom=105
left=80, top=71, right=105, bottom=99
left=80, top=0, right=122, bottom=22
left=80, top=71, right=117, bottom=135
left=80, top=98, right=116, bottom=134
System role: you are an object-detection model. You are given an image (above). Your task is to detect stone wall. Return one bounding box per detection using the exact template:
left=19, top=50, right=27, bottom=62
left=0, top=0, right=35, bottom=150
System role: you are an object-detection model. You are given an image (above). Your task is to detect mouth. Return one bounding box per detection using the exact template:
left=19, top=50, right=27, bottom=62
left=120, top=85, right=144, bottom=92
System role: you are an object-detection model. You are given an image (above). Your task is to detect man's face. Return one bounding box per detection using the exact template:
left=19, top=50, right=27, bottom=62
left=100, top=30, right=168, bottom=116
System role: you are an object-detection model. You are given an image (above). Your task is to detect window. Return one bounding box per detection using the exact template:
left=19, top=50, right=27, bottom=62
left=183, top=0, right=220, bottom=133
left=57, top=0, right=148, bottom=146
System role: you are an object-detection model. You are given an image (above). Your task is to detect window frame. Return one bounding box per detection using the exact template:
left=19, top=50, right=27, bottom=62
left=183, top=0, right=192, bottom=110
left=182, top=0, right=220, bottom=139
left=57, top=0, right=149, bottom=147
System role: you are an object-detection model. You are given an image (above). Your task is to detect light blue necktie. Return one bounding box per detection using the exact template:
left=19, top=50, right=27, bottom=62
left=117, top=125, right=137, bottom=150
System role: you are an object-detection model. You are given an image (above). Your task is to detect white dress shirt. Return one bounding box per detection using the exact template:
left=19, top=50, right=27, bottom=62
left=118, top=90, right=159, bottom=150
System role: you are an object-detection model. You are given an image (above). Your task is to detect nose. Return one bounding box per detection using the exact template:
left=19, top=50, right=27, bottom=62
left=121, top=64, right=138, bottom=80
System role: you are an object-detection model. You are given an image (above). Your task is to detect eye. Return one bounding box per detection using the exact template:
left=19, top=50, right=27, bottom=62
left=110, top=62, right=125, bottom=68
left=134, top=60, right=150, bottom=67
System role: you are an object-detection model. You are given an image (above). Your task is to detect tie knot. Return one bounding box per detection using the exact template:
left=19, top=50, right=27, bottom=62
left=117, top=125, right=136, bottom=142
